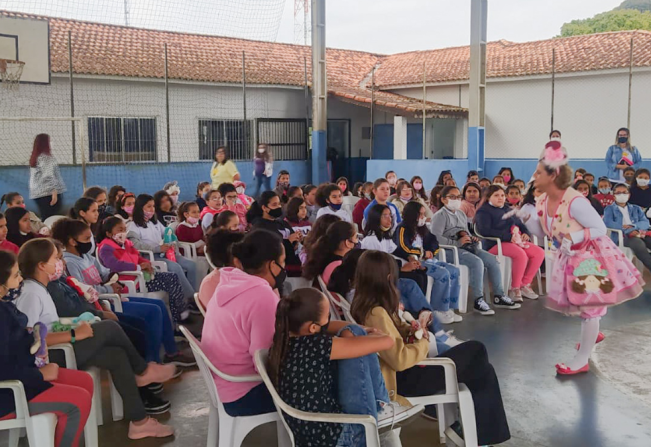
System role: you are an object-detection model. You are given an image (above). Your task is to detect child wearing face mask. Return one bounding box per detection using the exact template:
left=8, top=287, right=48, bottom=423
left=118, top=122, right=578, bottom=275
left=629, top=168, right=651, bottom=210
left=492, top=175, right=506, bottom=189
left=573, top=180, right=604, bottom=216
left=505, top=185, right=523, bottom=208
left=594, top=177, right=615, bottom=208
left=390, top=181, right=432, bottom=220
left=270, top=288, right=412, bottom=447
left=175, top=202, right=205, bottom=254
left=498, top=168, right=514, bottom=185
left=117, top=193, right=136, bottom=222
left=352, top=182, right=373, bottom=230
left=604, top=183, right=651, bottom=272
left=163, top=181, right=181, bottom=209
left=475, top=186, right=544, bottom=303
left=386, top=170, right=398, bottom=195
left=195, top=181, right=210, bottom=211
left=316, top=183, right=353, bottom=223
left=218, top=183, right=248, bottom=231
left=410, top=176, right=428, bottom=202
left=233, top=180, right=254, bottom=208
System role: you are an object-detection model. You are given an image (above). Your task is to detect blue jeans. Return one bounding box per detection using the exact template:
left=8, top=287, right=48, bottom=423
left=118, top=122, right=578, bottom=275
left=159, top=255, right=197, bottom=298
left=452, top=248, right=504, bottom=300
left=398, top=279, right=450, bottom=354
left=336, top=324, right=390, bottom=447
left=122, top=297, right=178, bottom=362
left=422, top=260, right=460, bottom=312
left=253, top=174, right=272, bottom=199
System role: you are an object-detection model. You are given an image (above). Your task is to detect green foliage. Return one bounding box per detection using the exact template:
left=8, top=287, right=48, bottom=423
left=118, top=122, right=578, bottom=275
left=560, top=9, right=651, bottom=37
left=616, top=0, right=651, bottom=13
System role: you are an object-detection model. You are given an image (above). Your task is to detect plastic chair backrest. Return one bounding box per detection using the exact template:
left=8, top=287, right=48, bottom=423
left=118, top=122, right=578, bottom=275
left=193, top=293, right=206, bottom=317
left=316, top=275, right=343, bottom=321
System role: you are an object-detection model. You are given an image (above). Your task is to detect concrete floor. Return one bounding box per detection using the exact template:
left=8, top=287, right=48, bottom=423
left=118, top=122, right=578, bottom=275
left=5, top=287, right=651, bottom=447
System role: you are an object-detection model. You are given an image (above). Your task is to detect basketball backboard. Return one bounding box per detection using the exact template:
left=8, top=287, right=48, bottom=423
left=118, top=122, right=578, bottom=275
left=0, top=15, right=50, bottom=84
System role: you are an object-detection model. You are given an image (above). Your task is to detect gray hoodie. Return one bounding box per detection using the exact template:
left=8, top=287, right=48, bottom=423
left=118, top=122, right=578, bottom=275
left=62, top=251, right=112, bottom=295
left=429, top=206, right=469, bottom=247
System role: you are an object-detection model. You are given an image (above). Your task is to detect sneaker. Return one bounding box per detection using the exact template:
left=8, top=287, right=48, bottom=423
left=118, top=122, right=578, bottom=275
left=521, top=285, right=539, bottom=300
left=377, top=401, right=424, bottom=432
left=139, top=388, right=171, bottom=415
left=128, top=417, right=174, bottom=440
left=180, top=310, right=191, bottom=321
left=473, top=298, right=495, bottom=316
left=440, top=330, right=464, bottom=348
left=445, top=309, right=463, bottom=323
left=135, top=363, right=177, bottom=387
left=146, top=383, right=163, bottom=394
left=509, top=289, right=523, bottom=303
left=434, top=310, right=455, bottom=325
left=493, top=295, right=521, bottom=310
left=164, top=351, right=197, bottom=367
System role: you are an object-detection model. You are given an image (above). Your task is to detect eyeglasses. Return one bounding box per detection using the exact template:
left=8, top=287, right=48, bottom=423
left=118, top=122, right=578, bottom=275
left=445, top=195, right=462, bottom=200
left=225, top=195, right=238, bottom=200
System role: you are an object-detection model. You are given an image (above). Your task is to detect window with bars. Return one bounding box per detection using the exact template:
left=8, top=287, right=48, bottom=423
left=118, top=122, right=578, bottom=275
left=198, top=119, right=253, bottom=161
left=257, top=118, right=308, bottom=161
left=88, top=117, right=157, bottom=163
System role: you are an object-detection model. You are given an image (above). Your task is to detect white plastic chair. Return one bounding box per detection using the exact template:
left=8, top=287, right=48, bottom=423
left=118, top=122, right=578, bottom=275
left=255, top=349, right=382, bottom=447
left=341, top=195, right=360, bottom=217
left=178, top=242, right=198, bottom=262
left=0, top=380, right=57, bottom=447
left=138, top=250, right=169, bottom=272
left=194, top=292, right=206, bottom=317
left=606, top=228, right=644, bottom=272
left=530, top=235, right=544, bottom=295
left=543, top=236, right=557, bottom=294
left=473, top=224, right=512, bottom=292
left=179, top=326, right=290, bottom=447
left=317, top=275, right=355, bottom=323
left=439, top=245, right=470, bottom=313
left=407, top=357, right=479, bottom=447
left=48, top=343, right=122, bottom=427
left=43, top=215, right=66, bottom=228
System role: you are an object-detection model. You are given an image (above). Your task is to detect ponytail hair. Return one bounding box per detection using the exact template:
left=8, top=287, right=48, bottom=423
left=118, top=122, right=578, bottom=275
left=0, top=192, right=22, bottom=209
left=69, top=197, right=96, bottom=220
left=246, top=190, right=278, bottom=223
left=268, top=288, right=326, bottom=385
left=231, top=229, right=283, bottom=273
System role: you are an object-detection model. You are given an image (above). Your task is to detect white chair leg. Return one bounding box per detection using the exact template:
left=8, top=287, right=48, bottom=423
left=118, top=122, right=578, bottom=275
left=217, top=417, right=235, bottom=447
left=8, top=428, right=20, bottom=447
left=87, top=367, right=103, bottom=426
left=108, top=373, right=124, bottom=421
left=84, top=399, right=99, bottom=447
left=458, top=267, right=469, bottom=314
left=27, top=413, right=57, bottom=447
left=437, top=403, right=446, bottom=445
left=276, top=420, right=291, bottom=447
left=458, top=386, right=478, bottom=447
left=206, top=406, right=219, bottom=447
left=536, top=270, right=543, bottom=295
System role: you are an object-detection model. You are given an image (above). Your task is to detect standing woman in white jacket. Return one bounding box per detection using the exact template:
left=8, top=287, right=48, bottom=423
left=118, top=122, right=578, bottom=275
left=253, top=143, right=273, bottom=198
left=28, top=134, right=67, bottom=220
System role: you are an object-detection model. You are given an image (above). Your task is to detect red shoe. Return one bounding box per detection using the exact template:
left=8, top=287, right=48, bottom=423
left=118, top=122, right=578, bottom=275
left=556, top=363, right=590, bottom=375
left=575, top=331, right=606, bottom=350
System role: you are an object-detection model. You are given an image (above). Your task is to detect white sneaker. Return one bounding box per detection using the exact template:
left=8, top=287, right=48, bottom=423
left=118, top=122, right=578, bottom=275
left=521, top=285, right=539, bottom=299
left=440, top=330, right=464, bottom=348
left=434, top=310, right=455, bottom=325
left=509, top=289, right=523, bottom=302
left=377, top=401, right=424, bottom=432
left=445, top=309, right=463, bottom=323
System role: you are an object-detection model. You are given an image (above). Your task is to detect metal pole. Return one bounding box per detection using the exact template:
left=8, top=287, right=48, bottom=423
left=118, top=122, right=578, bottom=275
left=551, top=48, right=556, bottom=132
left=242, top=51, right=248, bottom=157
left=370, top=67, right=375, bottom=159
left=311, top=0, right=327, bottom=183
left=304, top=56, right=310, bottom=158
left=68, top=31, right=77, bottom=167
left=627, top=37, right=634, bottom=129
left=164, top=43, right=171, bottom=163
left=422, top=61, right=426, bottom=158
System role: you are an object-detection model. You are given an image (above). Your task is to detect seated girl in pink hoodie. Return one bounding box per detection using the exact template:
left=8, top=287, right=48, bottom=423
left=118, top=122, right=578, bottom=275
left=201, top=229, right=285, bottom=416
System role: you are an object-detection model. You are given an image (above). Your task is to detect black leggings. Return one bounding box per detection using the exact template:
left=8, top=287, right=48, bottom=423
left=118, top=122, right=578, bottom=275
left=396, top=340, right=511, bottom=446
left=34, top=194, right=63, bottom=220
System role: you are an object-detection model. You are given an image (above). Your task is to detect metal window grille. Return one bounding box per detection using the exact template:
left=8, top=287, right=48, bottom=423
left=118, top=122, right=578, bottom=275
left=198, top=119, right=253, bottom=161
left=88, top=117, right=157, bottom=163
left=256, top=118, right=308, bottom=161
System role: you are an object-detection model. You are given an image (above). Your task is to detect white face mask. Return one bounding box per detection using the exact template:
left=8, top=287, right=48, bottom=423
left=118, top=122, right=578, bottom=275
left=551, top=137, right=561, bottom=142
left=637, top=178, right=650, bottom=187
left=258, top=148, right=265, bottom=154
left=614, top=193, right=630, bottom=204
left=417, top=217, right=427, bottom=227
left=236, top=186, right=245, bottom=194
left=446, top=199, right=461, bottom=211
left=520, top=188, right=526, bottom=195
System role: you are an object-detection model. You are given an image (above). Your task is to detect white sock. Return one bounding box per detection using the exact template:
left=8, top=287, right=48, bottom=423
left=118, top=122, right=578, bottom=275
left=565, top=317, right=600, bottom=370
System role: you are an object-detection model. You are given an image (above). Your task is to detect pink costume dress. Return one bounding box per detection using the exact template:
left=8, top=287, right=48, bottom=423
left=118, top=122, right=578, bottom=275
left=536, top=187, right=644, bottom=318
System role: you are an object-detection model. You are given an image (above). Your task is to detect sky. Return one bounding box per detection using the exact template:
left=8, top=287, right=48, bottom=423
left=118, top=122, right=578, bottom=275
left=0, top=0, right=627, bottom=53
left=275, top=0, right=625, bottom=53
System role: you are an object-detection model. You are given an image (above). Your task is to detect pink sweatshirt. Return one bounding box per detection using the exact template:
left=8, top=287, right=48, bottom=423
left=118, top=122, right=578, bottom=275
left=200, top=267, right=279, bottom=402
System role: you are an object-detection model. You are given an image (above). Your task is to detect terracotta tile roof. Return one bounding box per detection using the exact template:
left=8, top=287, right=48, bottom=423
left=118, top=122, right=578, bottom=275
left=374, top=31, right=651, bottom=88
left=8, top=11, right=651, bottom=115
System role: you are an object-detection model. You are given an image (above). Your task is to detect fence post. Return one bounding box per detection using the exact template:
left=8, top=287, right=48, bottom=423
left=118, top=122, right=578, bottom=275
left=627, top=37, right=634, bottom=129
left=68, top=31, right=77, bottom=167
left=422, top=61, right=426, bottom=158
left=304, top=56, right=310, bottom=159
left=370, top=66, right=375, bottom=159
left=164, top=43, right=171, bottom=163
left=550, top=48, right=555, bottom=133
left=242, top=51, right=248, bottom=158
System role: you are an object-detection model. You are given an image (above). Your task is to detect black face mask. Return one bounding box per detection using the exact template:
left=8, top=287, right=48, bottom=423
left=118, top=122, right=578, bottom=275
left=317, top=314, right=331, bottom=334
left=619, top=136, right=629, bottom=144
left=270, top=260, right=287, bottom=292
left=98, top=204, right=107, bottom=214
left=75, top=240, right=93, bottom=256
left=3, top=281, right=24, bottom=302
left=268, top=207, right=283, bottom=219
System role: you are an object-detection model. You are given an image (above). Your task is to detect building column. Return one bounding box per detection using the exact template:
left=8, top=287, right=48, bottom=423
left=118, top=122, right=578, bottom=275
left=311, top=0, right=328, bottom=184
left=468, top=0, right=487, bottom=172
left=394, top=116, right=407, bottom=160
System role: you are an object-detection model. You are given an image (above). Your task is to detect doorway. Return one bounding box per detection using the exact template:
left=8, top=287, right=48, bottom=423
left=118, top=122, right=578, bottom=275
left=327, top=119, right=350, bottom=181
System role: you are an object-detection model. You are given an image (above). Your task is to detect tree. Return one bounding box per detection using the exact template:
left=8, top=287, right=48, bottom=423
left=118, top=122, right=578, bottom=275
left=560, top=9, right=651, bottom=37
left=616, top=0, right=651, bottom=13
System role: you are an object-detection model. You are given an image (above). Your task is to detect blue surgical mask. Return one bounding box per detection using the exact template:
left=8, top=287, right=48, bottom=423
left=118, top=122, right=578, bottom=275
left=598, top=188, right=611, bottom=195
left=329, top=203, right=342, bottom=211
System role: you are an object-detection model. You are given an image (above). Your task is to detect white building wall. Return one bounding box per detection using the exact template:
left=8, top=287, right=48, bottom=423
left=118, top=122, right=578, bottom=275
left=392, top=68, right=651, bottom=160
left=0, top=76, right=307, bottom=165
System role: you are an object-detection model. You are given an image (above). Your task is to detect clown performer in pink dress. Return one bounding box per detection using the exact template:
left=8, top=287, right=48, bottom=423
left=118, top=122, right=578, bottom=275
left=533, top=140, right=644, bottom=375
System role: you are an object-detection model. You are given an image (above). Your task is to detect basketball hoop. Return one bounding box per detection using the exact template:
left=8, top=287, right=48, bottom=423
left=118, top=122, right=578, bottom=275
left=0, top=59, right=25, bottom=90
